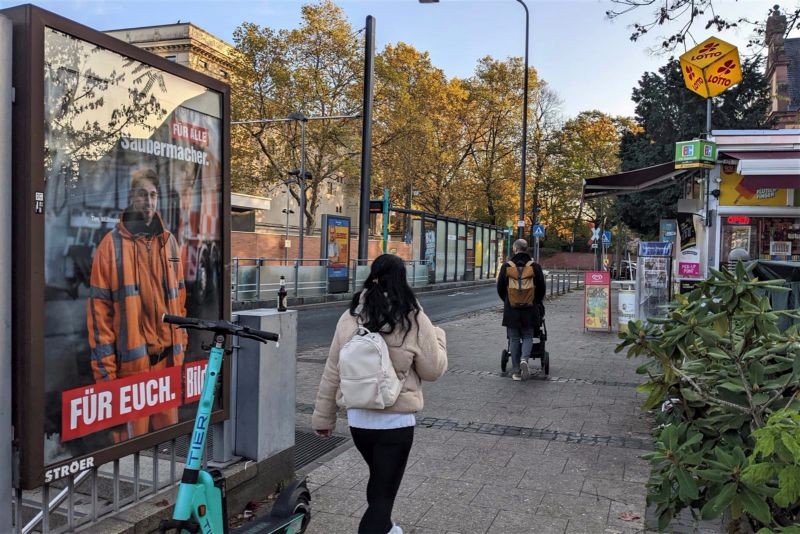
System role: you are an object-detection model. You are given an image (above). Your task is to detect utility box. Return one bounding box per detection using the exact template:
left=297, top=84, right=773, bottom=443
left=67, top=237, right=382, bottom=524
left=234, top=309, right=297, bottom=462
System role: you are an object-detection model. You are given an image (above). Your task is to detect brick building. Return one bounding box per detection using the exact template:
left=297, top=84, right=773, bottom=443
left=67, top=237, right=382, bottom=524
left=765, top=6, right=800, bottom=128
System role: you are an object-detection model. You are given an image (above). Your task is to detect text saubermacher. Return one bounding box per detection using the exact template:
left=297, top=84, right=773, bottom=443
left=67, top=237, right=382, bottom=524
left=120, top=137, right=209, bottom=165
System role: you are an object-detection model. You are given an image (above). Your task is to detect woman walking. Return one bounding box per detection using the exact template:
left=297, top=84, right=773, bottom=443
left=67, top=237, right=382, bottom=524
left=312, top=254, right=448, bottom=534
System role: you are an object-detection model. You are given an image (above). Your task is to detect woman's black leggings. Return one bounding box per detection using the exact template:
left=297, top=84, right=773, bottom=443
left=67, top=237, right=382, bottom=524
left=350, top=426, right=415, bottom=534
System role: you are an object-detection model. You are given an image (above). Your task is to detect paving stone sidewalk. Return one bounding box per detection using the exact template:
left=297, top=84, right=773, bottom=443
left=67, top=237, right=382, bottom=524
left=293, top=291, right=659, bottom=534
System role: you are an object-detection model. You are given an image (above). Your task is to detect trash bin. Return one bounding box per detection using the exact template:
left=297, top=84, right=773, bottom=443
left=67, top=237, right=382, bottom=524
left=618, top=286, right=636, bottom=333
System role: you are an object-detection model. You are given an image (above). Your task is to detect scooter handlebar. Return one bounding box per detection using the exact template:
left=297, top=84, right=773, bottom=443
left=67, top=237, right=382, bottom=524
left=239, top=326, right=280, bottom=343
left=161, top=314, right=279, bottom=344
left=162, top=314, right=199, bottom=327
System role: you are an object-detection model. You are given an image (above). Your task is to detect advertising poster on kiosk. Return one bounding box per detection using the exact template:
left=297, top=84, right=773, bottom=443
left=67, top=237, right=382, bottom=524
left=583, top=271, right=612, bottom=332
left=321, top=214, right=350, bottom=293
left=7, top=6, right=230, bottom=488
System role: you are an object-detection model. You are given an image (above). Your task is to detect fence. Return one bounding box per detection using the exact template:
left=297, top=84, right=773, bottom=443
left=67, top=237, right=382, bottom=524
left=232, top=258, right=437, bottom=302
left=13, top=433, right=214, bottom=533
left=544, top=270, right=584, bottom=297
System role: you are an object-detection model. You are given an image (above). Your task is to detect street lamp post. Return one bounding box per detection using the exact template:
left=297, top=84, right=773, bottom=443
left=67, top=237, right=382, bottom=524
left=516, top=0, right=529, bottom=240
left=288, top=168, right=312, bottom=296
left=288, top=111, right=308, bottom=272
left=282, top=180, right=295, bottom=265
left=419, top=0, right=530, bottom=238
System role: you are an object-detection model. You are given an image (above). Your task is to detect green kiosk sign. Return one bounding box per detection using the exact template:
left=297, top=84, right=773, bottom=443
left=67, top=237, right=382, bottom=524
left=675, top=140, right=717, bottom=169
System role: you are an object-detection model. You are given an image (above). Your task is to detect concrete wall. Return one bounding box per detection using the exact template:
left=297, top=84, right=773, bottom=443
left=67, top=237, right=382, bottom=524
left=538, top=252, right=597, bottom=270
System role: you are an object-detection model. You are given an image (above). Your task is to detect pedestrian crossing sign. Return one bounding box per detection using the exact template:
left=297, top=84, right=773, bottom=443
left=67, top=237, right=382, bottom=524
left=532, top=225, right=545, bottom=238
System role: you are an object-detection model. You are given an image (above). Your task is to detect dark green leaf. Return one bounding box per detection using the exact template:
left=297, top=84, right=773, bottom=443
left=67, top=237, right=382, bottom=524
left=700, top=482, right=737, bottom=520
left=739, top=485, right=771, bottom=524
left=718, top=381, right=746, bottom=393
left=676, top=468, right=699, bottom=501
left=695, top=468, right=731, bottom=483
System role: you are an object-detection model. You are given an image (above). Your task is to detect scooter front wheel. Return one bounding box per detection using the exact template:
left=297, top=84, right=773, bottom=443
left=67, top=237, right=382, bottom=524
left=290, top=494, right=311, bottom=533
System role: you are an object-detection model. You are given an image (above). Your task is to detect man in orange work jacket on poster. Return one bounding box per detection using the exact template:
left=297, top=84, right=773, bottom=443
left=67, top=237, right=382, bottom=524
left=87, top=167, right=188, bottom=442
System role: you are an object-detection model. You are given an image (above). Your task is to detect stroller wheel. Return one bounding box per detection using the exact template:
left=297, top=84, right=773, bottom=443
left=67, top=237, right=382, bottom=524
left=501, top=349, right=509, bottom=373
left=542, top=351, right=550, bottom=375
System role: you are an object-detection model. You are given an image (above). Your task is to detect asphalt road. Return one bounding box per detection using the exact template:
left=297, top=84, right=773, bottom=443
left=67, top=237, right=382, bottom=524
left=295, top=283, right=501, bottom=349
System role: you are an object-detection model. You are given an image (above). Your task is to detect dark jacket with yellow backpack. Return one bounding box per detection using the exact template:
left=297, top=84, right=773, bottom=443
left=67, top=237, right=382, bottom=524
left=496, top=251, right=546, bottom=330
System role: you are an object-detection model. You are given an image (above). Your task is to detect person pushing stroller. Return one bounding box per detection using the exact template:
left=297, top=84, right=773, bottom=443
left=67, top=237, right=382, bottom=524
left=497, top=239, right=546, bottom=380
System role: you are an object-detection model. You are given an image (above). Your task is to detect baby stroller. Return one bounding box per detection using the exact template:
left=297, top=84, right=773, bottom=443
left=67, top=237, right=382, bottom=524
left=501, top=307, right=549, bottom=376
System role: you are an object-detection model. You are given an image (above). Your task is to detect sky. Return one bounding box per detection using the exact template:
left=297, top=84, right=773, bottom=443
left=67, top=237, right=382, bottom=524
left=2, top=0, right=794, bottom=118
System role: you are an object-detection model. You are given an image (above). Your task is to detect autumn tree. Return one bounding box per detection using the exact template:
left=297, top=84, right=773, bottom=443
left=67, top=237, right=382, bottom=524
left=460, top=56, right=525, bottom=226
left=373, top=43, right=474, bottom=218
left=526, top=80, right=562, bottom=233
left=546, top=111, right=636, bottom=248
left=231, top=0, right=361, bottom=233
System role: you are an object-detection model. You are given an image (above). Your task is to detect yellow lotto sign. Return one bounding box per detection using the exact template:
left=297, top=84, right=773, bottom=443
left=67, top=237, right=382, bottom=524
left=679, top=37, right=743, bottom=98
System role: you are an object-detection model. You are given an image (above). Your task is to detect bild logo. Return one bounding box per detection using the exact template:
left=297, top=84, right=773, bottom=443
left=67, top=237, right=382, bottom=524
left=682, top=145, right=695, bottom=157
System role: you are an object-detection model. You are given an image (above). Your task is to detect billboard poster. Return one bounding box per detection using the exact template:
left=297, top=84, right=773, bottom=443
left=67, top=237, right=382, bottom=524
left=20, top=24, right=229, bottom=486
left=659, top=219, right=678, bottom=243
left=423, top=220, right=436, bottom=282
left=583, top=271, right=612, bottom=332
left=719, top=166, right=788, bottom=207
left=322, top=215, right=350, bottom=282
left=677, top=214, right=702, bottom=279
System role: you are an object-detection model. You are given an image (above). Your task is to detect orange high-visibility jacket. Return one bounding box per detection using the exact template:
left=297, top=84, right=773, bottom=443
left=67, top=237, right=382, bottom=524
left=87, top=211, right=188, bottom=381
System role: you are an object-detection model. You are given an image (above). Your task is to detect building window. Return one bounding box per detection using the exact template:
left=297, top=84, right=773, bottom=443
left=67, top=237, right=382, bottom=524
left=164, top=55, right=177, bottom=62
left=231, top=208, right=256, bottom=232
left=327, top=182, right=334, bottom=195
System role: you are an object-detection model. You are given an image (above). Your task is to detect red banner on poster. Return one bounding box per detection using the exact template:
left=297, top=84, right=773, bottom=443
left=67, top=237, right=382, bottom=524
left=61, top=366, right=182, bottom=442
left=184, top=360, right=208, bottom=404
left=171, top=118, right=209, bottom=146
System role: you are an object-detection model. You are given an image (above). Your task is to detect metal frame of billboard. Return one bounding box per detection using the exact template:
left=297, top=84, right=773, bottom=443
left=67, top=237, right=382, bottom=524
left=3, top=4, right=231, bottom=490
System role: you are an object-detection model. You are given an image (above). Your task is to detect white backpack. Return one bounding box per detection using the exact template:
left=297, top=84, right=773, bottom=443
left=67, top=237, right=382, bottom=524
left=338, top=317, right=403, bottom=410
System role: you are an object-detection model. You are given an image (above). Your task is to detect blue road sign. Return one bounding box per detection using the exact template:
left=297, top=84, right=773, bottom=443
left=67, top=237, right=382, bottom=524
left=532, top=225, right=546, bottom=238
left=602, top=230, right=612, bottom=244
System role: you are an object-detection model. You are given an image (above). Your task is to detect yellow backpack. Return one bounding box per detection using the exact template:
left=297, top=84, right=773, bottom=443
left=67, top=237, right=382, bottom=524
left=506, top=260, right=535, bottom=308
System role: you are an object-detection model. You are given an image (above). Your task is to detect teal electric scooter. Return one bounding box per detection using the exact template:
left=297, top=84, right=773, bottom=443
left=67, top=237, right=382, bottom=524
left=158, top=315, right=311, bottom=534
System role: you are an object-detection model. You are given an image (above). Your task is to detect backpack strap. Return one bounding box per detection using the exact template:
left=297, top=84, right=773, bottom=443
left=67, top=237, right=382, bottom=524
left=525, top=260, right=534, bottom=267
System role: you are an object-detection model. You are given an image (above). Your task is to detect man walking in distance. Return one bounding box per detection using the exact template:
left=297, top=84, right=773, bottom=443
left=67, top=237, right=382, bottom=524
left=497, top=239, right=546, bottom=380
left=87, top=167, right=188, bottom=442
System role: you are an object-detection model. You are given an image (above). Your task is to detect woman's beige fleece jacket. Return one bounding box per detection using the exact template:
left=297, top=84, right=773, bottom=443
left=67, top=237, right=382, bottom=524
left=312, top=307, right=448, bottom=431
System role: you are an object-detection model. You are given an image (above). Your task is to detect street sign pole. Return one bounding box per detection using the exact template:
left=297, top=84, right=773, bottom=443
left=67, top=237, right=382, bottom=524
left=382, top=187, right=389, bottom=253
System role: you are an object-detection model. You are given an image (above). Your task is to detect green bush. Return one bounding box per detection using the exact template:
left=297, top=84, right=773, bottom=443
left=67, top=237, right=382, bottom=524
left=617, top=263, right=800, bottom=531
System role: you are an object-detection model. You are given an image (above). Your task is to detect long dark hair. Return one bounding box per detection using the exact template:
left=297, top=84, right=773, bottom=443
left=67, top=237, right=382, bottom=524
left=349, top=254, right=420, bottom=337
